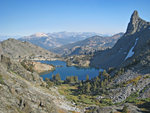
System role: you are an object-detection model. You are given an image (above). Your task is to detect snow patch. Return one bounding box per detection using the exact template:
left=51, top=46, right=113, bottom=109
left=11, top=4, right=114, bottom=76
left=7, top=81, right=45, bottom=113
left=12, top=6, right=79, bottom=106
left=124, top=38, right=139, bottom=60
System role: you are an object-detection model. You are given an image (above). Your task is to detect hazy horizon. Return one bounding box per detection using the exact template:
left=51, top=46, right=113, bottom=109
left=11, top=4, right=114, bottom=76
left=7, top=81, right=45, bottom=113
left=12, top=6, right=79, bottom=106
left=0, top=31, right=120, bottom=41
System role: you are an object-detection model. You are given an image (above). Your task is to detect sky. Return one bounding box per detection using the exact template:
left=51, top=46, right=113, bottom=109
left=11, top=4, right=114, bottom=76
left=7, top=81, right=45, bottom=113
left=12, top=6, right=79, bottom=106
left=0, top=0, right=150, bottom=36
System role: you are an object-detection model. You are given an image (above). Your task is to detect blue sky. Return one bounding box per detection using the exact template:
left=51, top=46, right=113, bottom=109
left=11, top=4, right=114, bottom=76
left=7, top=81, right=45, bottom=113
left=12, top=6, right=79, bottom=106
left=0, top=0, right=150, bottom=36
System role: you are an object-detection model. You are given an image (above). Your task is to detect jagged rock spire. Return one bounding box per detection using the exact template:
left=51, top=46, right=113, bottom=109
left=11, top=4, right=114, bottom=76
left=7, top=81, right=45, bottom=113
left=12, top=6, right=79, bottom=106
left=125, top=10, right=149, bottom=35
left=132, top=10, right=139, bottom=17
left=130, top=10, right=139, bottom=22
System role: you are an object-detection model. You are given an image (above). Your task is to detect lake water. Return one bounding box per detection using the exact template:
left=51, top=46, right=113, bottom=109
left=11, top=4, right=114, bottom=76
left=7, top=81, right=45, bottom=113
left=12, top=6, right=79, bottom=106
left=39, top=60, right=101, bottom=80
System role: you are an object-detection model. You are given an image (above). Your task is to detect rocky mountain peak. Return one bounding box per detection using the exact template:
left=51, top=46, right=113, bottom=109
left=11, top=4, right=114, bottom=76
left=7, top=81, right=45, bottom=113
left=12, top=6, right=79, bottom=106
left=125, top=10, right=150, bottom=35
left=90, top=11, right=150, bottom=70
left=131, top=10, right=139, bottom=20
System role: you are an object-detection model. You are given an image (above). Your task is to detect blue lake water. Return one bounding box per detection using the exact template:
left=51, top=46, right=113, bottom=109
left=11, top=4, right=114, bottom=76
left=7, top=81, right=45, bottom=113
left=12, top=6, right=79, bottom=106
left=39, top=60, right=101, bottom=80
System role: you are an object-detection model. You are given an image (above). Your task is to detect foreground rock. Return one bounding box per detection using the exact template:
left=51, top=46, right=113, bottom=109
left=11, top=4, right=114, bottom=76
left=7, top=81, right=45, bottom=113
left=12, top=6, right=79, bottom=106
left=0, top=55, right=82, bottom=113
left=109, top=70, right=150, bottom=103
left=87, top=103, right=141, bottom=113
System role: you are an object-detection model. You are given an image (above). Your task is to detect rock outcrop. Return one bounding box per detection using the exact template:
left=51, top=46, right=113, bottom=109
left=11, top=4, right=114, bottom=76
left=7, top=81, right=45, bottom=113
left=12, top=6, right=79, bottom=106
left=22, top=60, right=55, bottom=74
left=126, top=10, right=148, bottom=35
left=110, top=71, right=150, bottom=103
left=87, top=103, right=141, bottom=113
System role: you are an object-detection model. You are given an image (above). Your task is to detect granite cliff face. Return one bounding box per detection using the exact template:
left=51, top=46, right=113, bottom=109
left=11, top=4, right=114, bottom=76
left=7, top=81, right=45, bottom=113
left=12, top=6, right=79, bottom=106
left=90, top=10, right=150, bottom=72
left=126, top=10, right=148, bottom=35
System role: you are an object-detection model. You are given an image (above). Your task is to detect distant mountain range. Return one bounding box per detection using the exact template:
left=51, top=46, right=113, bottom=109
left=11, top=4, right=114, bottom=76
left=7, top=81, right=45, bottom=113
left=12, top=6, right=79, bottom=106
left=18, top=32, right=101, bottom=50
left=51, top=33, right=123, bottom=56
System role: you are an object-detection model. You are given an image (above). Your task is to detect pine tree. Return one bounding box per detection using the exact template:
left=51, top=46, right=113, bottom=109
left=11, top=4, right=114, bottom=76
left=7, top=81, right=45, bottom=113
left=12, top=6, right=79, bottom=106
left=93, top=82, right=97, bottom=92
left=52, top=73, right=61, bottom=85
left=104, top=78, right=108, bottom=85
left=101, top=80, right=104, bottom=88
left=74, top=76, right=78, bottom=83
left=102, top=70, right=109, bottom=79
left=65, top=76, right=70, bottom=83
left=55, top=73, right=61, bottom=81
left=85, top=82, right=91, bottom=94
left=70, top=76, right=74, bottom=83
left=45, top=78, right=50, bottom=82
left=52, top=74, right=55, bottom=81
left=98, top=71, right=102, bottom=79
left=78, top=82, right=83, bottom=94
left=86, top=74, right=89, bottom=81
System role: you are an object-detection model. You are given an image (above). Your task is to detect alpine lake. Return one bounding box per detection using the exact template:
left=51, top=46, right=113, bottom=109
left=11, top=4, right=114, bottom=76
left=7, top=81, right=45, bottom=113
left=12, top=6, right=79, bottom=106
left=39, top=60, right=102, bottom=80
